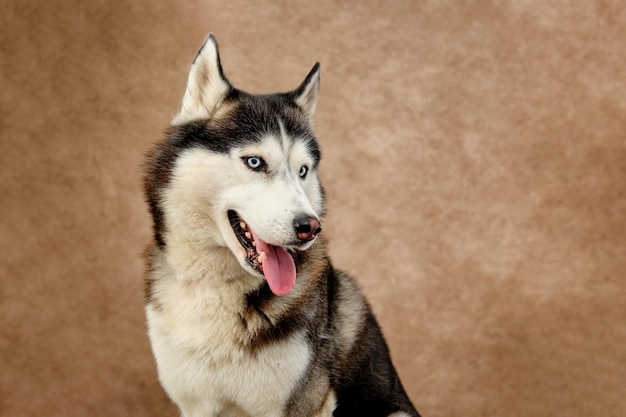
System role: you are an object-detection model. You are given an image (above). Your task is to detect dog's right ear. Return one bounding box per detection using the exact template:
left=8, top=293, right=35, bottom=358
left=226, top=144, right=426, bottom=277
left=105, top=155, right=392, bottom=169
left=172, top=34, right=232, bottom=125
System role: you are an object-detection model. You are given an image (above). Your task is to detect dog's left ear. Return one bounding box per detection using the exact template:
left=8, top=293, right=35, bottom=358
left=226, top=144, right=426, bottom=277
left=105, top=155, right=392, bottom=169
left=292, top=63, right=320, bottom=122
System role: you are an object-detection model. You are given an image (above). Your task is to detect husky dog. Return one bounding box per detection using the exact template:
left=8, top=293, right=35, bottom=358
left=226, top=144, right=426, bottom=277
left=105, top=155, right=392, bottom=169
left=143, top=34, right=421, bottom=417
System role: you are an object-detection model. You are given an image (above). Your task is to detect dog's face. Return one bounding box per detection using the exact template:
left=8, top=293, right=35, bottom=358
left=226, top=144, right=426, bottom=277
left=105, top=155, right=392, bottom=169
left=144, top=35, right=324, bottom=295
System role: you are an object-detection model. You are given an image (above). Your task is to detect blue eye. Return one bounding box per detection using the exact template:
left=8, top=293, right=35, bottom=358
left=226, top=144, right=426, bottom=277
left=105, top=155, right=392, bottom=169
left=244, top=156, right=265, bottom=171
left=299, top=165, right=309, bottom=178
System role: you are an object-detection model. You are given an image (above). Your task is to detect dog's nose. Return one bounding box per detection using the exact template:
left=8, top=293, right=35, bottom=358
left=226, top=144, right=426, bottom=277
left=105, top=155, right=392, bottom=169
left=293, top=215, right=322, bottom=242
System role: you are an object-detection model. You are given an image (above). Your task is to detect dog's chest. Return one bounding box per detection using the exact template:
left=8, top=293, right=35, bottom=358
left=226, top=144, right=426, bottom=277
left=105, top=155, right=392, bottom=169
left=146, top=278, right=311, bottom=416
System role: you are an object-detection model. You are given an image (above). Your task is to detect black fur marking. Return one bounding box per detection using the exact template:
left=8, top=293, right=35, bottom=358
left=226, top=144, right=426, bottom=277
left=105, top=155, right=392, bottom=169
left=239, top=255, right=421, bottom=416
left=332, top=308, right=420, bottom=417
left=222, top=93, right=320, bottom=160
left=243, top=281, right=309, bottom=349
left=291, top=62, right=321, bottom=98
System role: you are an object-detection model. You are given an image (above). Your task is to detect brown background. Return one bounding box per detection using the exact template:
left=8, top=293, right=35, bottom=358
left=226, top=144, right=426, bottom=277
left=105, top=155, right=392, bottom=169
left=2, top=1, right=625, bottom=416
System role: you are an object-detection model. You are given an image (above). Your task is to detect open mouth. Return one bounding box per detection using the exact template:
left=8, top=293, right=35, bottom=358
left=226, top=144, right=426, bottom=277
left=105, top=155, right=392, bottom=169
left=228, top=210, right=264, bottom=272
left=227, top=210, right=297, bottom=296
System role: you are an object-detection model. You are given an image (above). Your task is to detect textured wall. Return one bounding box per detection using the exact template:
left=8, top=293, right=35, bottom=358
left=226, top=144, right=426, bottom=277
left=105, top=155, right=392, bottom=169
left=2, top=1, right=625, bottom=416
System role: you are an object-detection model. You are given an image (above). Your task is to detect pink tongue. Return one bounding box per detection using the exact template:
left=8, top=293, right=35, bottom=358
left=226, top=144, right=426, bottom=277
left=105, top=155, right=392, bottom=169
left=251, top=232, right=296, bottom=296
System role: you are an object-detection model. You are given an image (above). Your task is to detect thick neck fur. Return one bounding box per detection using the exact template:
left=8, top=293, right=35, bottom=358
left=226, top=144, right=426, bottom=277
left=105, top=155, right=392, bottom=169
left=145, top=233, right=331, bottom=350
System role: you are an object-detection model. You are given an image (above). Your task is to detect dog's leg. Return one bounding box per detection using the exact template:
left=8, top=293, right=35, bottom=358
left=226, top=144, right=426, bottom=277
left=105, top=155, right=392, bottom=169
left=332, top=301, right=421, bottom=417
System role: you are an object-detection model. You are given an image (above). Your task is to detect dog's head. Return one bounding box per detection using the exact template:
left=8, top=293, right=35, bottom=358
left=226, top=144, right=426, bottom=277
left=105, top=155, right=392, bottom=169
left=144, top=34, right=324, bottom=296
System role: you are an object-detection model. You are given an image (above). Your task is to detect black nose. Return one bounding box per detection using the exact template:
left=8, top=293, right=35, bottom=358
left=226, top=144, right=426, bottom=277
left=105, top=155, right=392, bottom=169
left=293, top=215, right=322, bottom=242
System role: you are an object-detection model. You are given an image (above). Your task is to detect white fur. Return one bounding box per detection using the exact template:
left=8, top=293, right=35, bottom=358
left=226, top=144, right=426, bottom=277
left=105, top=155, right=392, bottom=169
left=161, top=134, right=322, bottom=282
left=173, top=34, right=231, bottom=125
left=148, top=300, right=311, bottom=417
left=147, top=132, right=327, bottom=416
left=294, top=65, right=320, bottom=123
left=146, top=244, right=313, bottom=417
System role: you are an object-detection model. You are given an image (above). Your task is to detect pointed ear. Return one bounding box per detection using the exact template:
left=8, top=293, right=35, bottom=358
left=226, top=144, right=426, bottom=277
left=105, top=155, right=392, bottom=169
left=173, top=34, right=232, bottom=124
left=292, top=63, right=320, bottom=121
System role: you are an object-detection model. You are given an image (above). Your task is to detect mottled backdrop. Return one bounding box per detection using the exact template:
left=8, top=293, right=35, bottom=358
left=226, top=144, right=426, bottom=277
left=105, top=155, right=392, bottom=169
left=1, top=1, right=625, bottom=416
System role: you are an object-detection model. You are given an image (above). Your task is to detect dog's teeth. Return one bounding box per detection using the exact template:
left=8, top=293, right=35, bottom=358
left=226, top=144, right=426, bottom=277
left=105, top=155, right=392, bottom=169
left=240, top=221, right=247, bottom=230
left=245, top=232, right=252, bottom=240
left=257, top=252, right=265, bottom=264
